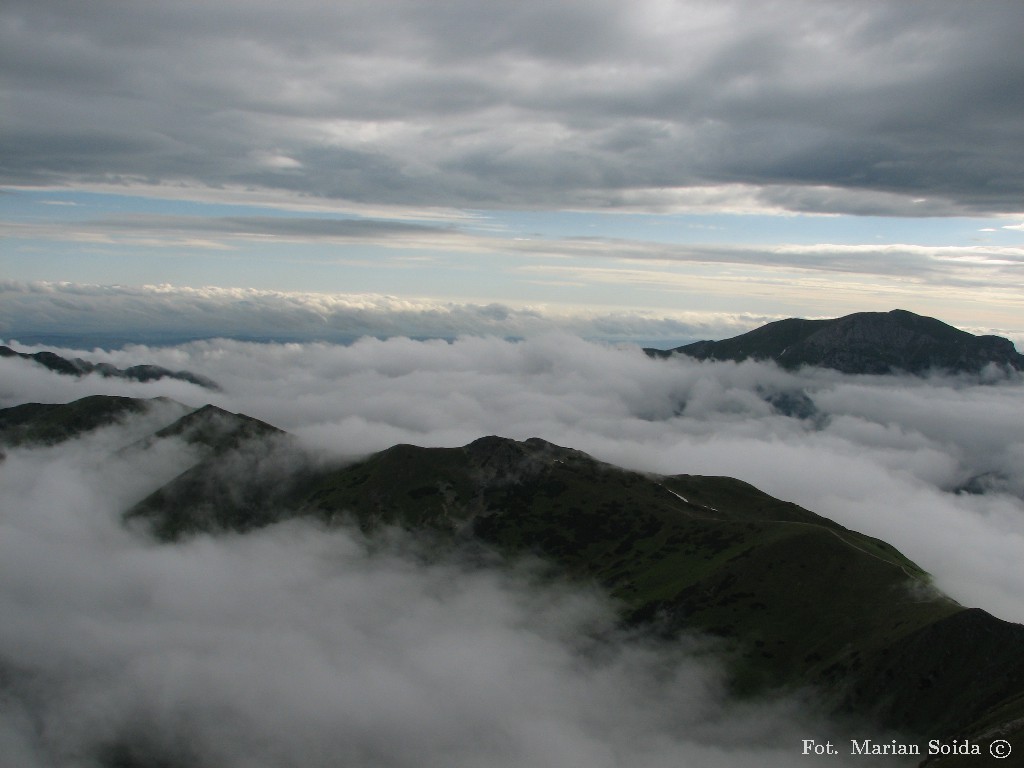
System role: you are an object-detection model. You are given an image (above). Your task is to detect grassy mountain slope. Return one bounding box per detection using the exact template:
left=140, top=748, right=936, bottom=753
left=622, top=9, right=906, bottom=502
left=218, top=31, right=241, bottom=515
left=646, top=309, right=1024, bottom=374
left=125, top=428, right=1024, bottom=748
left=0, top=395, right=165, bottom=447
left=8, top=394, right=1022, bottom=759
left=125, top=405, right=305, bottom=539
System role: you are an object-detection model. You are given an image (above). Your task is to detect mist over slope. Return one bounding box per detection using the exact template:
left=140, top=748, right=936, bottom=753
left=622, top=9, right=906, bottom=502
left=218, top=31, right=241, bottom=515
left=1, top=418, right=903, bottom=768
left=3, top=332, right=1023, bottom=765
left=0, top=343, right=220, bottom=390
left=3, top=333, right=1024, bottom=627
left=116, top=414, right=1024, bottom=745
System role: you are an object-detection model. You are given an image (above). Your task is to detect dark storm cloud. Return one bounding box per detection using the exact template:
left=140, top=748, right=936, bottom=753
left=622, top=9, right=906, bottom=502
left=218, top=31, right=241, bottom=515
left=3, top=0, right=1023, bottom=214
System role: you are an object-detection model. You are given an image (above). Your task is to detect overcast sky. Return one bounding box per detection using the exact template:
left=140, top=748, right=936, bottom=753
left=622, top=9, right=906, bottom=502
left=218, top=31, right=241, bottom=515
left=2, top=0, right=1024, bottom=337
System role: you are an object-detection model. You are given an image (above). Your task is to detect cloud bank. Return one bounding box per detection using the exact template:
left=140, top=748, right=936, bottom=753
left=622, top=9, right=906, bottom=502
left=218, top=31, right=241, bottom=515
left=0, top=280, right=778, bottom=348
left=4, top=280, right=1024, bottom=351
left=3, top=333, right=1023, bottom=630
left=3, top=0, right=1024, bottom=216
left=1, top=422, right=895, bottom=767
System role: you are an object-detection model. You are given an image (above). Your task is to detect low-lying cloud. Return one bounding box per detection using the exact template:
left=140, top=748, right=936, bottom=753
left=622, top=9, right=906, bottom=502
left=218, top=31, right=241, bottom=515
left=4, top=280, right=1024, bottom=352
left=0, top=280, right=775, bottom=348
left=3, top=333, right=1024, bottom=628
left=0, top=424, right=895, bottom=767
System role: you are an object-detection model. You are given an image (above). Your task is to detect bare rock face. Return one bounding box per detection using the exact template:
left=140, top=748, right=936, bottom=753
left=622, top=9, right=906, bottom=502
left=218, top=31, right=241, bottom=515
left=647, top=309, right=1024, bottom=375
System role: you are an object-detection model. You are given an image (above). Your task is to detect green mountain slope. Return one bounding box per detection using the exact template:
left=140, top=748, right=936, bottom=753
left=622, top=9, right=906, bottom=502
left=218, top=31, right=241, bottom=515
left=124, top=424, right=1024, bottom=749
left=0, top=395, right=168, bottom=447
left=125, top=404, right=305, bottom=539
left=7, top=394, right=1022, bottom=759
left=646, top=309, right=1024, bottom=375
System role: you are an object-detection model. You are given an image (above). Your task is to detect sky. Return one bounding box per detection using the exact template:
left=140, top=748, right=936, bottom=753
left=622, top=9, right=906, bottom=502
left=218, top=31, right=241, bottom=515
left=4, top=6, right=1024, bottom=762
left=3, top=0, right=1024, bottom=343
left=8, top=338, right=1024, bottom=766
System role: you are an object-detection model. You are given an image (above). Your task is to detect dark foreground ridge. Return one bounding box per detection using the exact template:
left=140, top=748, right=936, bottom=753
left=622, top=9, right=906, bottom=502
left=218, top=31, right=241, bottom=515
left=4, top=395, right=1023, bottom=766
left=0, top=394, right=159, bottom=447
left=645, top=309, right=1024, bottom=375
left=0, top=343, right=221, bottom=389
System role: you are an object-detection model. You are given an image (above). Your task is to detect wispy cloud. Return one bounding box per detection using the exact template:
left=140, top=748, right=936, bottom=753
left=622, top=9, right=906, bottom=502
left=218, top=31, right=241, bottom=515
left=6, top=198, right=1024, bottom=327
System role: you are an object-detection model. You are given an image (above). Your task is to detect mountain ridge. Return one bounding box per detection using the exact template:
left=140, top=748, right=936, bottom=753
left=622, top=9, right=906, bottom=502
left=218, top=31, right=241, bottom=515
left=0, top=394, right=173, bottom=448
left=116, top=413, right=1024, bottom=753
left=4, top=394, right=1024, bottom=764
left=0, top=343, right=221, bottom=390
left=645, top=309, right=1024, bottom=375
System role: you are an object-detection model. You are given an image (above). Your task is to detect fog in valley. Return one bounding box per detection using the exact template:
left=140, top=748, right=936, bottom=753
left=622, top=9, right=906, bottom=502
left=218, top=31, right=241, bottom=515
left=3, top=334, right=1022, bottom=766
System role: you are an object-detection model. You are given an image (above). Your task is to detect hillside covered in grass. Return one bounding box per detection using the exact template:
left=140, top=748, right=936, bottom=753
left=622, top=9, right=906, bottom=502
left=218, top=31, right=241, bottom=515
left=5, top=393, right=1021, bottom=763
left=646, top=309, right=1024, bottom=375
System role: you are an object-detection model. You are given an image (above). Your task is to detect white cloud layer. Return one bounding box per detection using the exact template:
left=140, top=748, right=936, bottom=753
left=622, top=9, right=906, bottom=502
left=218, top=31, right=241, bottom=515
left=2, top=333, right=1023, bottom=629
left=4, top=280, right=1024, bottom=350
left=1, top=423, right=893, bottom=767
left=0, top=280, right=779, bottom=347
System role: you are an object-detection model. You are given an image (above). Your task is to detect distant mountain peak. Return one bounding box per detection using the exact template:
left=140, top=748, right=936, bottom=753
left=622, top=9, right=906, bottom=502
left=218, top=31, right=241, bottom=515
left=151, top=403, right=285, bottom=452
left=466, top=434, right=588, bottom=470
left=646, top=309, right=1024, bottom=375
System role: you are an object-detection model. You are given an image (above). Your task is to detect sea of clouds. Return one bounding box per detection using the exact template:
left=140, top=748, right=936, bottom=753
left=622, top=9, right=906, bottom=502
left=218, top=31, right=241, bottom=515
left=0, top=281, right=781, bottom=350
left=3, top=333, right=1022, bottom=766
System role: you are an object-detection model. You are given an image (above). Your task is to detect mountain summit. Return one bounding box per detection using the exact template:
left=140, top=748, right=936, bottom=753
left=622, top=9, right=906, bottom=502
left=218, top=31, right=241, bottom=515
left=647, top=310, right=1024, bottom=375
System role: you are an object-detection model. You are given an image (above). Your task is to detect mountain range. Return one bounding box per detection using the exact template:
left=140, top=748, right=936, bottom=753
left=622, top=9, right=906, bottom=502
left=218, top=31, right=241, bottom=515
left=3, top=393, right=1022, bottom=767
left=0, top=343, right=221, bottom=389
left=646, top=309, right=1024, bottom=375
